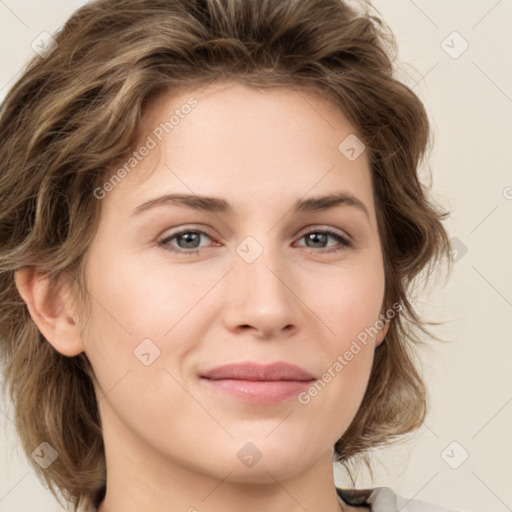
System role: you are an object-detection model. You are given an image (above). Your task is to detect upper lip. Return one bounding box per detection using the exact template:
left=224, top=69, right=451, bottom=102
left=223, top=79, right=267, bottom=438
left=200, top=362, right=315, bottom=381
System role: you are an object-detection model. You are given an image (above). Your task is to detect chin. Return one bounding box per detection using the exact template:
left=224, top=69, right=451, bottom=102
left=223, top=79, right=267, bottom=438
left=204, top=439, right=316, bottom=483
left=218, top=458, right=309, bottom=484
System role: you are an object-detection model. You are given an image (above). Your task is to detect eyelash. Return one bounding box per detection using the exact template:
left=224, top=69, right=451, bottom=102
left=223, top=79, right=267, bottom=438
left=157, top=227, right=352, bottom=256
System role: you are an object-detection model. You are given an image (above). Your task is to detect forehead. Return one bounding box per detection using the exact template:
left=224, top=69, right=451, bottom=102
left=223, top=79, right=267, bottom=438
left=102, top=80, right=375, bottom=222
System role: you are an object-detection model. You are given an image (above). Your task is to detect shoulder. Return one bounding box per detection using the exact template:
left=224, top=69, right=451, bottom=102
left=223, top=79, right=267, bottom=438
left=337, top=486, right=462, bottom=512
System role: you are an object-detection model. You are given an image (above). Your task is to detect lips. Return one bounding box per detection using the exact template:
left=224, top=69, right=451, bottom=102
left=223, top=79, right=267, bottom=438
left=200, top=361, right=315, bottom=381
left=199, top=362, right=315, bottom=405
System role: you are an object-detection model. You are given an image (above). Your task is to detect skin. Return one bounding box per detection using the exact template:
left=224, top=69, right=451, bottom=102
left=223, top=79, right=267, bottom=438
left=16, top=80, right=389, bottom=512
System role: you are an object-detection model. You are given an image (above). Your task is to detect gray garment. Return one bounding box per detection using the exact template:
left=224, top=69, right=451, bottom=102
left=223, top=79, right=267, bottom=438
left=337, top=486, right=461, bottom=511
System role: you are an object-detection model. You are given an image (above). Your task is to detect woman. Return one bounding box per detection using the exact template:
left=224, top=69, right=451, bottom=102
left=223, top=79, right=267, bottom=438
left=0, top=0, right=455, bottom=511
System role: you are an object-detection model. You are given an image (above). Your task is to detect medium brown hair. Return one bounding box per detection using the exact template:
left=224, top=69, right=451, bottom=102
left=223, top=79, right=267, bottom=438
left=0, top=0, right=452, bottom=509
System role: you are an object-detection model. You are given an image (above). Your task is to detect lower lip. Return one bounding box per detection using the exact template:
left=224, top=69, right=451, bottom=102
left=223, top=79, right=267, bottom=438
left=200, top=378, right=313, bottom=404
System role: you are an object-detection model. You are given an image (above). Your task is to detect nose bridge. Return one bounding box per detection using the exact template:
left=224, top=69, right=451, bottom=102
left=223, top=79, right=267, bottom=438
left=223, top=233, right=301, bottom=335
left=235, top=234, right=289, bottom=302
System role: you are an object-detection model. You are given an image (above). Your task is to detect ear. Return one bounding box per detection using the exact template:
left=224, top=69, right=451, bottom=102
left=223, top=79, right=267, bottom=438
left=375, top=315, right=391, bottom=347
left=14, top=268, right=85, bottom=357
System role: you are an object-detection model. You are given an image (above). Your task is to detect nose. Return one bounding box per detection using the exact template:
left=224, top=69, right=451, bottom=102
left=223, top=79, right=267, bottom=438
left=221, top=240, right=303, bottom=339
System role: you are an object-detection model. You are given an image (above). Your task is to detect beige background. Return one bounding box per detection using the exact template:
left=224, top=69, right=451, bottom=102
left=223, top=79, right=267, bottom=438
left=1, top=1, right=511, bottom=511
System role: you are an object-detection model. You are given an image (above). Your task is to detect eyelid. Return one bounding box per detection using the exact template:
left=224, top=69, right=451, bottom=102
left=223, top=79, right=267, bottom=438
left=158, top=225, right=217, bottom=243
left=296, top=224, right=352, bottom=242
left=159, top=224, right=351, bottom=242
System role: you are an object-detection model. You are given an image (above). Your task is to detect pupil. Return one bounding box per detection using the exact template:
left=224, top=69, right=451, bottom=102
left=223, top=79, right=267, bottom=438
left=181, top=233, right=199, bottom=248
left=308, top=233, right=326, bottom=248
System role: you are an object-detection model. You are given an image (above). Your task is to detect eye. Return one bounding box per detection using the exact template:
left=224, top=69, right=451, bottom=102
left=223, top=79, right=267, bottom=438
left=295, top=229, right=352, bottom=253
left=157, top=227, right=352, bottom=256
left=158, top=229, right=215, bottom=255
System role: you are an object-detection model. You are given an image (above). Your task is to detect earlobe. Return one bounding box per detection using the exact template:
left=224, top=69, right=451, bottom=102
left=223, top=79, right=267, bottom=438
left=14, top=268, right=85, bottom=357
left=375, top=317, right=391, bottom=347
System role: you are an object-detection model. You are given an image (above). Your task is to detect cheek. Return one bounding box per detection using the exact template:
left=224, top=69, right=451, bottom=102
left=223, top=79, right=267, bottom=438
left=303, top=257, right=385, bottom=343
left=303, top=334, right=375, bottom=406
left=82, top=248, right=199, bottom=343
left=297, top=337, right=375, bottom=453
left=90, top=252, right=223, bottom=337
left=297, top=257, right=383, bottom=415
left=80, top=253, right=221, bottom=406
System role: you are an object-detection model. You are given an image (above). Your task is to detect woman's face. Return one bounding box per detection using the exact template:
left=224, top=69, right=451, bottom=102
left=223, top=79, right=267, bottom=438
left=78, top=80, right=389, bottom=484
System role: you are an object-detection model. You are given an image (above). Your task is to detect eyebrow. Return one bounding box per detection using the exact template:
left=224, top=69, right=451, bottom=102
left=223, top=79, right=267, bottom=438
left=131, top=192, right=370, bottom=221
